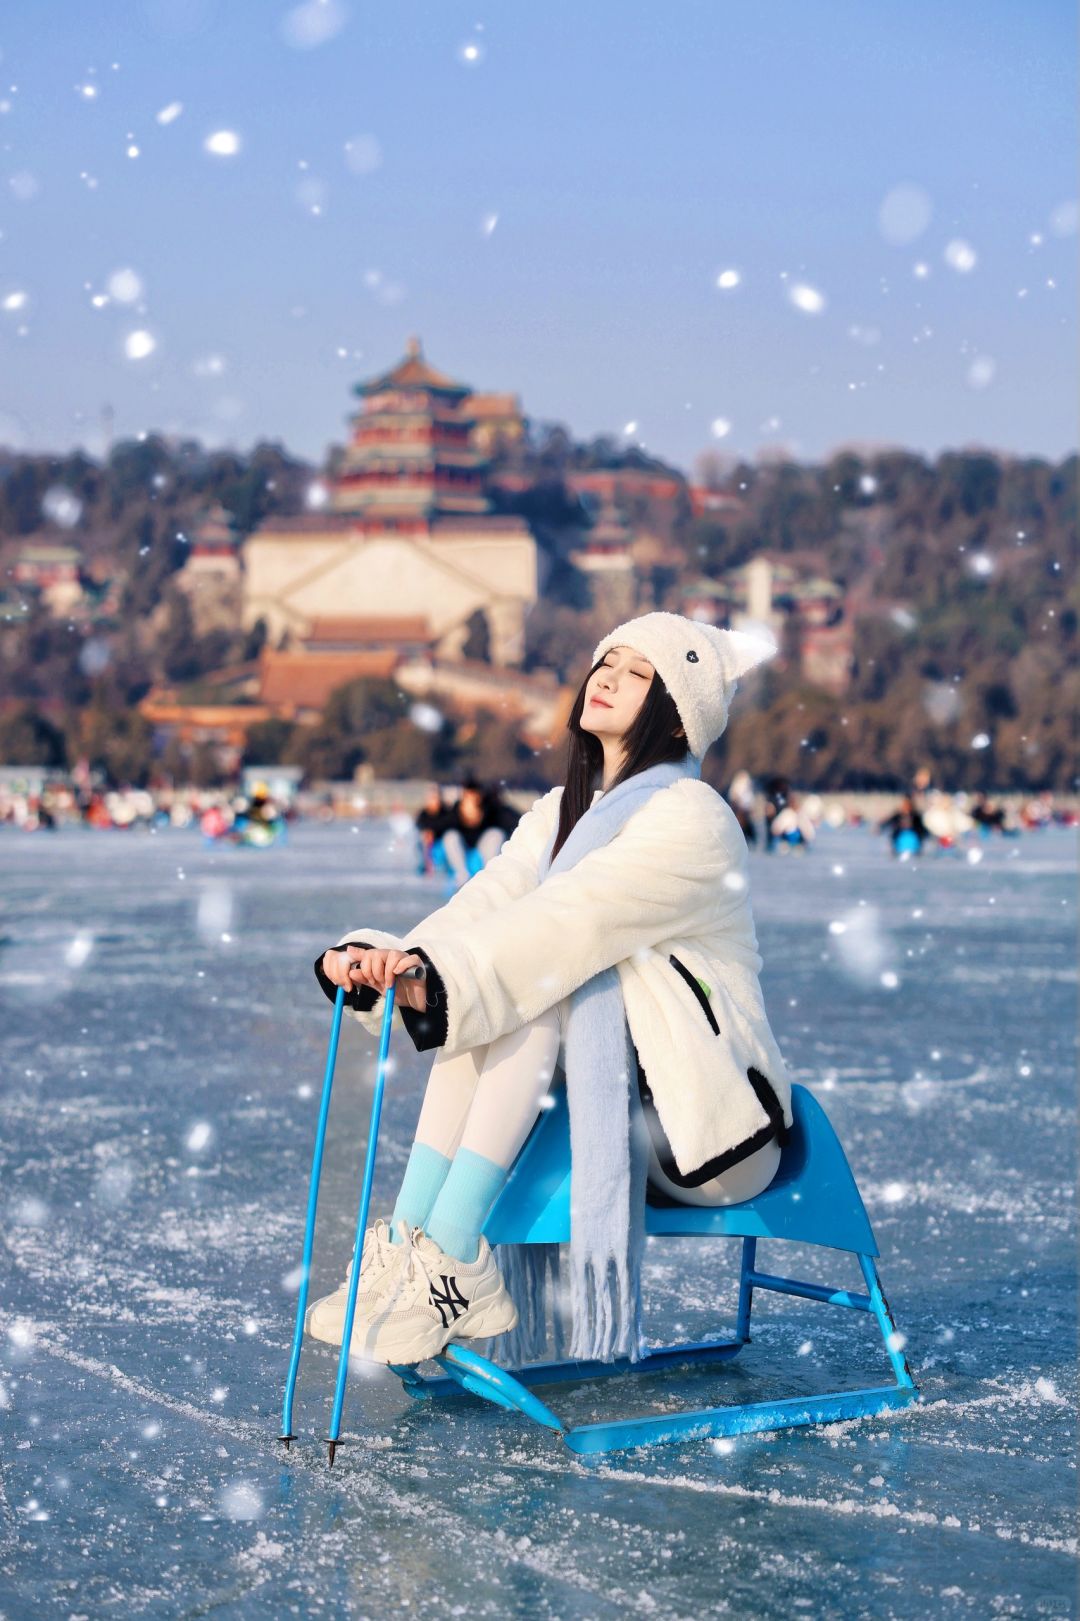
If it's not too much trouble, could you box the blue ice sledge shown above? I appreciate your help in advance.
[393,1082,919,1455]
[281,987,918,1462]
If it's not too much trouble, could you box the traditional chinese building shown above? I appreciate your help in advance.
[244,340,536,670]
[175,504,243,634]
[569,496,636,618]
[679,554,852,692]
[13,542,83,616]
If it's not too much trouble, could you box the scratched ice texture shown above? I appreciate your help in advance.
[0,819,1075,1618]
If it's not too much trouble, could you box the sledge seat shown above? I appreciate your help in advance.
[394,1083,918,1454]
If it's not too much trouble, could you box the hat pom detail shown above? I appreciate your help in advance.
[709,626,779,685]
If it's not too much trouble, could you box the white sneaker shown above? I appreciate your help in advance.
[352,1227,518,1365]
[304,1217,403,1345]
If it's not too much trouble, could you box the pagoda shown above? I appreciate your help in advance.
[333,337,490,525]
[570,497,636,617]
[242,340,537,669]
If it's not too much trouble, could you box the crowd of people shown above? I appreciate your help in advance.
[723,764,1070,859]
[0,770,1073,866]
[0,779,289,842]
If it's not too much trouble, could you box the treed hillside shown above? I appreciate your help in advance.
[0,432,1075,791]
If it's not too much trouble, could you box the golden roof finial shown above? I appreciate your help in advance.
[406,335,422,358]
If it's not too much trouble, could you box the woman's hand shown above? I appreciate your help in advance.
[321,946,428,1011]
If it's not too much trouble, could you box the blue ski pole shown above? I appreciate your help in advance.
[279,983,346,1448]
[326,963,425,1465]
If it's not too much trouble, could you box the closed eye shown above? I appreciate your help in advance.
[601,659,652,679]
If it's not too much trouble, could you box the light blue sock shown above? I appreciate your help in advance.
[390,1142,452,1243]
[423,1148,509,1263]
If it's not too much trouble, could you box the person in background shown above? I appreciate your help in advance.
[438,780,519,887]
[879,795,929,857]
[910,764,933,810]
[769,792,816,852]
[415,785,450,875]
[970,792,1013,837]
[726,769,758,846]
[480,782,522,843]
[763,775,790,853]
[246,782,280,828]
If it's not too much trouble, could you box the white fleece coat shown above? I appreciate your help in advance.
[333,779,794,1179]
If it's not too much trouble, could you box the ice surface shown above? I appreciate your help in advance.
[0,822,1075,1616]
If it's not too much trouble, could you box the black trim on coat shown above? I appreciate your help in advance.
[397,946,450,1052]
[668,953,721,1035]
[637,1057,782,1188]
[313,941,451,1051]
[745,1063,790,1142]
[638,951,791,1188]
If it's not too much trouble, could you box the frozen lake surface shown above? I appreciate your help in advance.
[1,818,1075,1618]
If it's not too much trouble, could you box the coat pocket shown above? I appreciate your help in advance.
[668,953,721,1036]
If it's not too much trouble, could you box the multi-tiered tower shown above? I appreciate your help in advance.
[242,341,535,669]
[333,338,490,522]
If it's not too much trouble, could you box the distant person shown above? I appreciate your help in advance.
[1020,790,1055,831]
[770,794,815,852]
[970,792,1010,837]
[415,785,450,875]
[727,769,758,846]
[438,780,518,886]
[920,790,973,849]
[28,795,56,832]
[231,781,284,846]
[480,782,522,841]
[763,776,790,853]
[910,765,933,809]
[246,783,280,827]
[879,795,929,857]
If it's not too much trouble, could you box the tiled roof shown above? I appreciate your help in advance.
[258,650,399,711]
[468,392,522,417]
[304,616,432,646]
[357,339,469,399]
[254,513,358,534]
[430,514,530,535]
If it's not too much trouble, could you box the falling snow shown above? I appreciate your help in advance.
[0,819,1073,1615]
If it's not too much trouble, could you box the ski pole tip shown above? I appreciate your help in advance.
[327,1439,338,1467]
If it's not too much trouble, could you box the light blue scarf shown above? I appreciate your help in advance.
[491,755,701,1367]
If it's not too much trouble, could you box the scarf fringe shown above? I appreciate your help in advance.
[479,1242,564,1367]
[568,1253,645,1364]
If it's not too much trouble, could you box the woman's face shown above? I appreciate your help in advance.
[458,788,484,825]
[579,645,655,743]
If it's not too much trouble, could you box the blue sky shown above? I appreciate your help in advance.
[0,0,1075,471]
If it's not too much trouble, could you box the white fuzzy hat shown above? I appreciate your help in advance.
[591,611,778,759]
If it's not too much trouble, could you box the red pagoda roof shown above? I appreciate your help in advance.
[356,337,470,400]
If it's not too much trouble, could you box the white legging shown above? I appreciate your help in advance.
[412,1006,781,1206]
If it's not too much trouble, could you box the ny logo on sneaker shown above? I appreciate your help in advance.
[429,1274,469,1328]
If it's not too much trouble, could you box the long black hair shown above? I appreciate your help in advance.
[550,655,689,860]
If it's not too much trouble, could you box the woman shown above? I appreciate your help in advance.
[311,612,793,1368]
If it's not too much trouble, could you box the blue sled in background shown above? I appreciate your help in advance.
[418,835,485,893]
